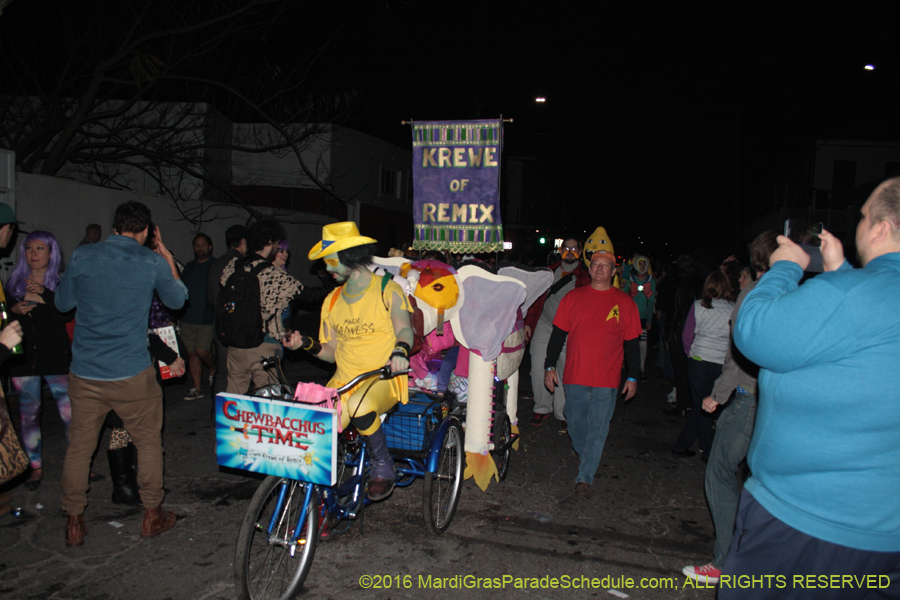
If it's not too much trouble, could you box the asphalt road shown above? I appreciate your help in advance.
[1,348,719,600]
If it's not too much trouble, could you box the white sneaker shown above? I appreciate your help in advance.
[184,387,202,401]
[682,563,721,584]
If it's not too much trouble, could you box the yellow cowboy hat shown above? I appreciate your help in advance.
[308,221,377,260]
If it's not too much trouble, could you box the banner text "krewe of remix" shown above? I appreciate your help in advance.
[421,147,499,168]
[422,203,494,223]
[412,119,503,252]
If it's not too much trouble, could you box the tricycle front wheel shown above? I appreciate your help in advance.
[235,476,318,600]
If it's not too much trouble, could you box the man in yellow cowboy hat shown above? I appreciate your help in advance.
[285,221,414,501]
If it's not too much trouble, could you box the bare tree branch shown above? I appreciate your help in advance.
[0,0,358,221]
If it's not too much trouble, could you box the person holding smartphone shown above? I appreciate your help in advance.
[720,178,900,597]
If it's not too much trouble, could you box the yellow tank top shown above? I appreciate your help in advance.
[320,274,412,394]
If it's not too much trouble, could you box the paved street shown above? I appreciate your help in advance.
[1,348,719,600]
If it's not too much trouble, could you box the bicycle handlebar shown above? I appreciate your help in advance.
[334,367,411,395]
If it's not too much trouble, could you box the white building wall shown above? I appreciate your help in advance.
[13,173,331,288]
[230,124,332,189]
[813,140,900,191]
[53,100,211,201]
[330,128,412,216]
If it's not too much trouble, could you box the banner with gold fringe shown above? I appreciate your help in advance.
[411,120,503,253]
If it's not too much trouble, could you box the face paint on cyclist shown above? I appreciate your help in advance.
[324,254,351,284]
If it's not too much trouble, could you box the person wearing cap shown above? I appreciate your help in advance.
[0,203,20,246]
[284,221,414,502]
[0,203,25,517]
[542,249,642,497]
[219,219,302,394]
[208,224,248,399]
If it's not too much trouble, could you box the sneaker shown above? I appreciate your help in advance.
[184,387,202,401]
[531,413,550,426]
[682,563,721,584]
[574,482,592,496]
[666,388,677,406]
[558,420,567,433]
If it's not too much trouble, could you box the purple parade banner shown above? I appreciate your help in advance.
[412,119,503,253]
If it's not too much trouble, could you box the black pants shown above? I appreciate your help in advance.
[669,333,692,412]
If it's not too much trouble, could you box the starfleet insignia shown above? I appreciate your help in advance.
[607,305,620,322]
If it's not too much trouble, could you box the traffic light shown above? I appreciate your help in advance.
[539,237,546,244]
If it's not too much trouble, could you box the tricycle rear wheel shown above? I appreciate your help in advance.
[423,421,464,534]
[492,413,512,482]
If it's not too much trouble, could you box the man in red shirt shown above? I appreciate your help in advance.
[543,250,641,496]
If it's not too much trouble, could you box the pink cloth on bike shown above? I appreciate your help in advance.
[293,382,343,432]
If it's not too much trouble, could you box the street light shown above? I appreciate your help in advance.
[863,64,900,77]
[476,96,547,116]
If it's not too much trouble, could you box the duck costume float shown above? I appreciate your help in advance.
[372,255,553,490]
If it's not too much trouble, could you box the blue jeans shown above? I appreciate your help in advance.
[563,385,617,485]
[705,390,757,568]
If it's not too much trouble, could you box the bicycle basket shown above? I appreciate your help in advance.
[382,393,444,457]
[250,383,294,402]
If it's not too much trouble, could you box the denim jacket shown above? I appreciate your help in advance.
[56,235,188,380]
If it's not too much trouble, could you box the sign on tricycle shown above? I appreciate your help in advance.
[215,393,338,486]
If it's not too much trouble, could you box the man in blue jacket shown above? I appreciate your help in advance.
[57,201,188,547]
[724,178,900,597]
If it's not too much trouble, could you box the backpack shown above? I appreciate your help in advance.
[216,256,270,348]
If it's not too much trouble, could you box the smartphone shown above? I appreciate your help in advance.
[784,219,823,246]
[784,219,824,272]
[23,301,37,306]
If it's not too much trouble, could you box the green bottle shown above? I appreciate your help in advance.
[0,301,24,354]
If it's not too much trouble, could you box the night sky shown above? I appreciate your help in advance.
[295,1,900,257]
[5,0,900,258]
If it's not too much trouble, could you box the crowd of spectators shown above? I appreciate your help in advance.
[2,179,899,595]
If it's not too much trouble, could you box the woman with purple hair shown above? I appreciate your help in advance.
[7,230,74,490]
[273,239,289,271]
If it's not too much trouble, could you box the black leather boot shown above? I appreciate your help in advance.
[108,444,141,506]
